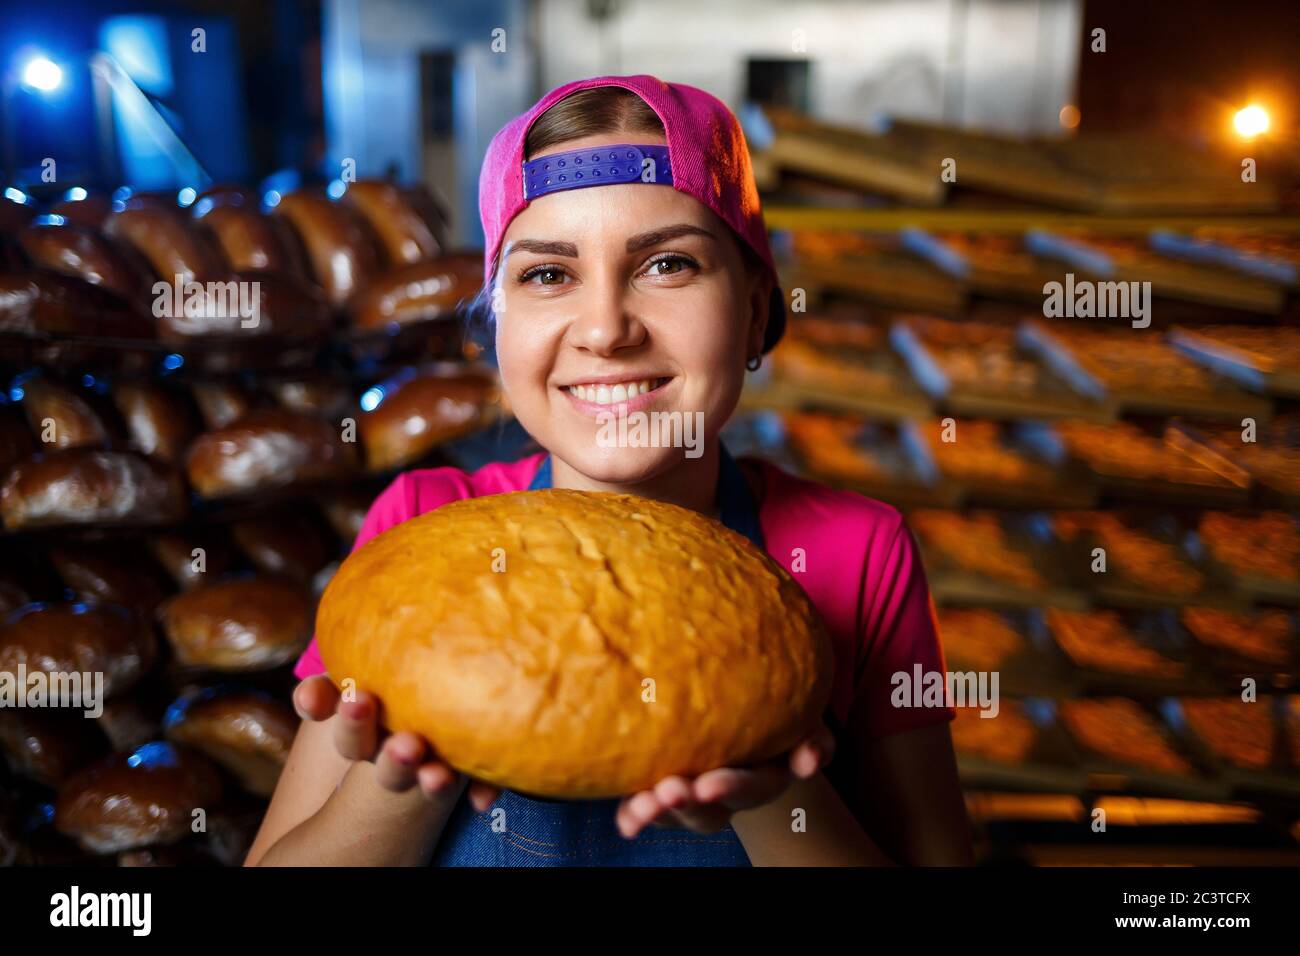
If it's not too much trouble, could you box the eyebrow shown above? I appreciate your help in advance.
[506,224,717,260]
[625,223,717,253]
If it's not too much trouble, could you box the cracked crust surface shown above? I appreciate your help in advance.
[316,488,833,798]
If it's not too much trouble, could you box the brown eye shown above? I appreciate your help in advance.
[648,257,685,276]
[536,268,564,285]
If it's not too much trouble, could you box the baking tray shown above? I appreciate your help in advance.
[912,510,1088,609]
[783,411,961,509]
[1018,319,1274,422]
[1035,608,1218,697]
[1162,696,1300,799]
[953,697,1087,793]
[1168,417,1300,509]
[937,608,1077,696]
[1056,697,1231,802]
[1168,325,1300,399]
[1186,511,1300,606]
[1052,512,1240,610]
[903,418,1098,510]
[890,316,1115,423]
[1023,419,1252,508]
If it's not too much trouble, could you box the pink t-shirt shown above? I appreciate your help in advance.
[295,453,953,740]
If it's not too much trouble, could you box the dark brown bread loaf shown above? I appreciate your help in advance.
[159,576,312,671]
[347,254,481,332]
[184,409,355,499]
[164,688,298,796]
[0,449,187,529]
[19,224,153,302]
[341,180,443,265]
[104,207,224,285]
[0,602,156,696]
[270,192,382,305]
[54,742,223,853]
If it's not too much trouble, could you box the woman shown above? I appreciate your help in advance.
[245,74,973,866]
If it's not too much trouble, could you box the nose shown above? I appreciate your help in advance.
[566,272,647,356]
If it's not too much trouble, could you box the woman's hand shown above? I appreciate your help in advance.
[292,674,502,811]
[614,721,836,838]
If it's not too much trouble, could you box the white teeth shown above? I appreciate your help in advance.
[567,378,663,404]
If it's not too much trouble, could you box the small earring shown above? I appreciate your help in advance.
[746,355,762,372]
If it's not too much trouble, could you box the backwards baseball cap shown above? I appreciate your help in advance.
[478,74,785,352]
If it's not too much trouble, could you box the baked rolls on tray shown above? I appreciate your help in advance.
[18,223,154,304]
[270,191,382,306]
[317,489,833,798]
[0,602,156,696]
[341,180,443,265]
[104,207,225,286]
[357,369,497,471]
[164,687,298,797]
[0,270,155,341]
[1179,697,1277,771]
[0,448,187,529]
[184,409,355,498]
[15,378,111,451]
[54,742,223,853]
[192,200,307,276]
[1059,698,1192,776]
[154,271,331,346]
[111,381,201,464]
[159,576,312,671]
[347,254,481,333]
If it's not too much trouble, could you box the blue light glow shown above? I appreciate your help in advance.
[64,187,88,202]
[162,353,184,370]
[263,190,282,209]
[20,56,62,93]
[326,179,346,200]
[126,741,179,769]
[4,188,29,204]
[177,187,197,207]
[359,386,385,412]
[8,388,24,402]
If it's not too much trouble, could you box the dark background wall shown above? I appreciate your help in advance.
[1078,0,1300,143]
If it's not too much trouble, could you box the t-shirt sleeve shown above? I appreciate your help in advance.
[850,517,954,740]
[292,473,417,681]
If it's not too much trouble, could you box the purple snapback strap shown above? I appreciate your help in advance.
[522,144,673,200]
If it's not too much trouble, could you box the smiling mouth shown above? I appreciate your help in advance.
[563,377,671,405]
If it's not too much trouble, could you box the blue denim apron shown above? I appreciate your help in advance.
[431,445,761,866]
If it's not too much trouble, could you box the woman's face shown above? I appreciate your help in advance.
[494,131,769,485]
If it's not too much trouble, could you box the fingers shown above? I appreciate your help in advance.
[333,691,381,761]
[416,762,461,800]
[615,777,733,839]
[374,732,426,791]
[466,781,502,813]
[292,675,340,722]
[789,723,836,779]
[694,763,791,808]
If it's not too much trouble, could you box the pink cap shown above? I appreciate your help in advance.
[478,74,784,351]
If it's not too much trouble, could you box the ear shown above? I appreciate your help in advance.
[745,262,773,359]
